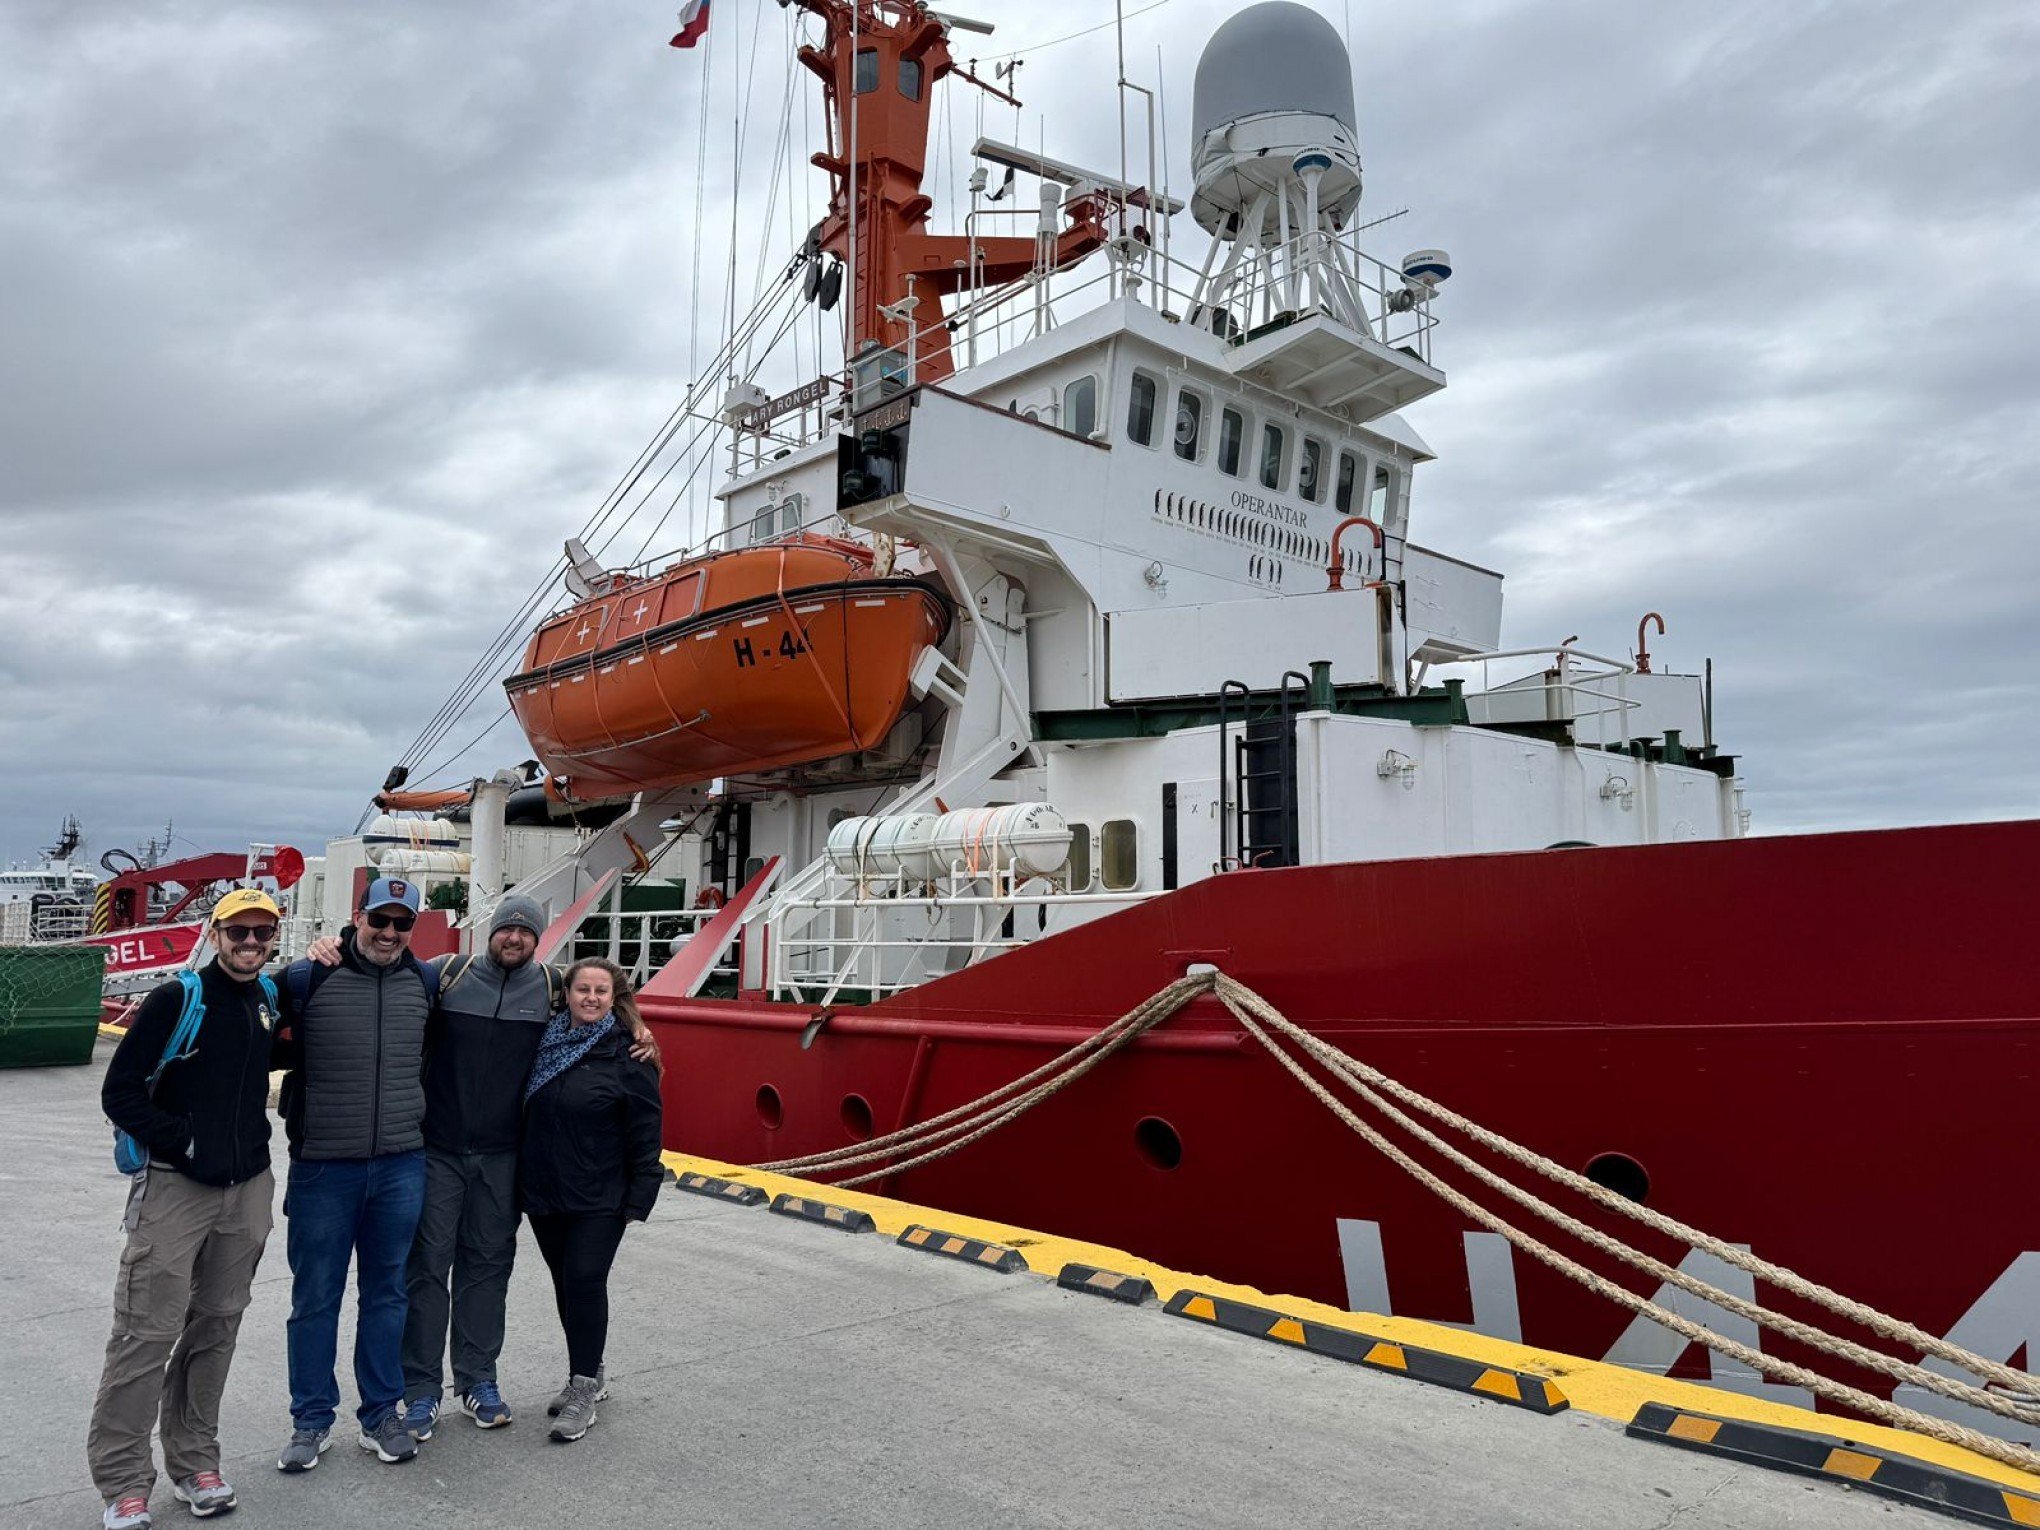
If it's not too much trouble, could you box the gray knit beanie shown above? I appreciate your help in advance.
[490,893,546,937]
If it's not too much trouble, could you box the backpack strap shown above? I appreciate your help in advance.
[257,973,279,1012]
[284,958,336,1017]
[544,963,563,1014]
[416,956,443,1008]
[148,970,207,1089]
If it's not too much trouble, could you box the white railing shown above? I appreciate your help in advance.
[767,861,1154,1004]
[566,903,727,990]
[1440,644,1642,752]
[702,213,1443,470]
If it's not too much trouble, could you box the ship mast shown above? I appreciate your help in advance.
[788,0,1112,392]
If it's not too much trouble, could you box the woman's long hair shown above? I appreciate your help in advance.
[562,956,661,1076]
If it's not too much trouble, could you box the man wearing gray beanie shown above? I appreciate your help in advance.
[396,894,558,1433]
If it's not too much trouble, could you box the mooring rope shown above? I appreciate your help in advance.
[754,969,2040,1476]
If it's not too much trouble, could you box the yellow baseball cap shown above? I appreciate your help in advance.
[212,887,282,923]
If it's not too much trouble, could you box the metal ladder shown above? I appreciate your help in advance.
[1219,671,1308,869]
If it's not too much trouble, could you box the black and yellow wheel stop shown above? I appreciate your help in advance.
[672,1170,768,1207]
[898,1224,1026,1272]
[1165,1289,1569,1415]
[1629,1403,2040,1525]
[769,1192,876,1233]
[1056,1263,1156,1306]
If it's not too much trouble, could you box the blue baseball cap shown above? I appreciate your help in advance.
[360,876,423,914]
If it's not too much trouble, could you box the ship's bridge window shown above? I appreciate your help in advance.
[1064,374,1098,437]
[1100,819,1139,892]
[1259,422,1287,490]
[898,58,922,101]
[1127,369,1159,447]
[1371,461,1396,522]
[1217,407,1246,476]
[1172,388,1204,462]
[854,49,878,94]
[1335,449,1361,513]
[1299,437,1326,503]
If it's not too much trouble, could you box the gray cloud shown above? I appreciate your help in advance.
[4,0,2035,869]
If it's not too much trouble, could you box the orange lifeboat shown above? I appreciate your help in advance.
[505,536,950,798]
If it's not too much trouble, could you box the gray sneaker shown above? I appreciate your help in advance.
[170,1471,236,1517]
[102,1496,151,1529]
[357,1411,419,1464]
[547,1374,602,1443]
[546,1367,608,1417]
[276,1427,330,1473]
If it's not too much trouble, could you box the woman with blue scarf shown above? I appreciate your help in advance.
[519,957,664,1442]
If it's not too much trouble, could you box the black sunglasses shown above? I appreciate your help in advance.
[363,911,416,932]
[219,923,278,944]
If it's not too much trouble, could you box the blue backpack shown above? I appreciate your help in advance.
[113,969,280,1175]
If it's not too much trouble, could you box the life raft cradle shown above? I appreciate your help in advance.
[754,968,2040,1482]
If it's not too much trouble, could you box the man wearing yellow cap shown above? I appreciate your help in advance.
[88,888,288,1530]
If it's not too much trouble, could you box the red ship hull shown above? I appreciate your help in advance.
[638,822,2039,1422]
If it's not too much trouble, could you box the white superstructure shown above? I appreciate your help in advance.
[463,3,1742,1000]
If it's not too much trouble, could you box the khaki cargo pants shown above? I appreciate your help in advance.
[86,1165,274,1501]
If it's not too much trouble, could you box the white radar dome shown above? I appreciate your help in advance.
[1189,2,1362,240]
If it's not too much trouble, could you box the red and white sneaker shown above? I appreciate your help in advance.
[102,1496,151,1529]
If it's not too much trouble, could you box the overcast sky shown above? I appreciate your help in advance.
[4,0,2036,869]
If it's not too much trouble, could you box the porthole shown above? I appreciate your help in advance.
[841,1093,874,1140]
[756,1084,784,1130]
[1585,1151,1649,1203]
[1134,1116,1183,1171]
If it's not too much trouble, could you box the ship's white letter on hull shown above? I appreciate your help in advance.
[1336,1219,1521,1341]
[1600,1246,1812,1408]
[1891,1252,2040,1446]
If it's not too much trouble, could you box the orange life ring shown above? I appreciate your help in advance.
[694,886,726,910]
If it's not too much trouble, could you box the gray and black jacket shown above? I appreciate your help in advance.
[276,928,433,1161]
[422,950,561,1155]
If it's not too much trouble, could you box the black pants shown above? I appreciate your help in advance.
[403,1149,518,1398]
[527,1212,627,1379]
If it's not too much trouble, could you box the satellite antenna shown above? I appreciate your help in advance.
[563,538,615,600]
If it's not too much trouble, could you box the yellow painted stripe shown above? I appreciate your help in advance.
[1365,1342,1407,1370]
[1822,1448,1882,1482]
[1181,1296,1217,1322]
[1472,1369,1523,1402]
[1267,1318,1307,1345]
[2003,1490,2040,1527]
[661,1150,2040,1497]
[1666,1415,1722,1445]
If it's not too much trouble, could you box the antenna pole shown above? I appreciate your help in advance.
[1116,0,1128,242]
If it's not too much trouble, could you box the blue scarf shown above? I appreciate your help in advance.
[525,1010,615,1103]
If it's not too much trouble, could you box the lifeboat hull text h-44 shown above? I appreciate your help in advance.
[506,539,950,798]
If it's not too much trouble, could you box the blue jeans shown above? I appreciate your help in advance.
[284,1152,427,1430]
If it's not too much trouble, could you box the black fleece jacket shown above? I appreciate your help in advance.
[518,1026,664,1220]
[102,960,285,1187]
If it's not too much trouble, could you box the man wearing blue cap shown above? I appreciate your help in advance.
[271,877,437,1472]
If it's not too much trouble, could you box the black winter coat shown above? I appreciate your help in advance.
[102,960,285,1187]
[518,1025,664,1220]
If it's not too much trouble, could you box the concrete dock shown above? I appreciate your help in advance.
[0,1042,2012,1528]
